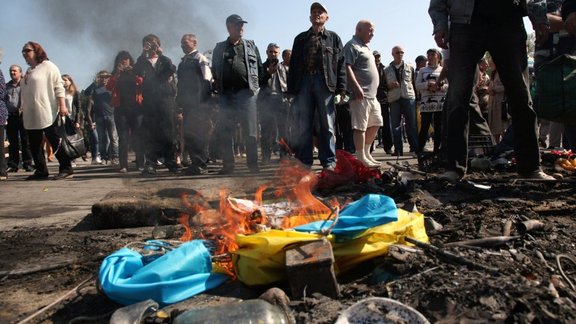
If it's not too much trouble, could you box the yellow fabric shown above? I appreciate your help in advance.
[232,209,428,286]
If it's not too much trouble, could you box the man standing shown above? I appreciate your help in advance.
[277,49,292,157]
[212,14,264,174]
[429,0,554,182]
[258,43,282,164]
[374,51,393,154]
[384,46,419,156]
[344,20,383,167]
[287,2,346,171]
[5,64,33,172]
[176,34,213,175]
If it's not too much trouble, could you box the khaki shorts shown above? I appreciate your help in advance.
[349,97,383,131]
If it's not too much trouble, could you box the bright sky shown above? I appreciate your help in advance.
[0,0,534,89]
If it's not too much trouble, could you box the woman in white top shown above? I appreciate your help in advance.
[20,41,73,180]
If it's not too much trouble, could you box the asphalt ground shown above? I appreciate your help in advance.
[0,148,419,231]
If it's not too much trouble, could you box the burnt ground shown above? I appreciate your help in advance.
[1,159,576,323]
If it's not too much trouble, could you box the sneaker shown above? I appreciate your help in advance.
[6,166,18,173]
[71,160,77,168]
[119,168,128,173]
[23,164,34,172]
[92,157,103,165]
[0,175,7,181]
[439,170,462,184]
[519,170,555,181]
[358,157,380,168]
[26,172,49,181]
[52,171,74,180]
[110,158,119,166]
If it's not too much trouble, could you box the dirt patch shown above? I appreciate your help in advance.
[1,170,576,323]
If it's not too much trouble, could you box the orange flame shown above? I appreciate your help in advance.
[177,159,338,273]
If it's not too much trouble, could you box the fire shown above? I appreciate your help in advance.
[177,158,339,273]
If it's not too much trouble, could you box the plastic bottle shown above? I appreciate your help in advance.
[173,299,288,324]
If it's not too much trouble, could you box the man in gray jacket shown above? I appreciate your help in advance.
[383,46,419,156]
[429,0,554,182]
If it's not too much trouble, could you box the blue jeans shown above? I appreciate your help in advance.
[96,115,118,161]
[447,21,539,175]
[389,98,418,155]
[85,126,99,159]
[218,88,259,169]
[293,74,336,167]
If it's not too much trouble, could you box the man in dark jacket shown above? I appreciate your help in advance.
[133,34,179,175]
[287,2,346,171]
[212,14,265,174]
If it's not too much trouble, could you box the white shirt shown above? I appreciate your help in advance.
[20,60,65,130]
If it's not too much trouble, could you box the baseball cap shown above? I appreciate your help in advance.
[310,2,328,13]
[415,55,427,63]
[226,14,248,25]
[373,50,381,57]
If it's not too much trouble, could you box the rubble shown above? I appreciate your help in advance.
[1,153,576,323]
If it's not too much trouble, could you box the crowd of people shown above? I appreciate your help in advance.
[1,1,576,183]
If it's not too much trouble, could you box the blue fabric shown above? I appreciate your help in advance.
[99,240,229,306]
[293,194,398,241]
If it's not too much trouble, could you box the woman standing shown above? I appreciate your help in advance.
[20,41,73,180]
[106,50,144,173]
[62,74,81,166]
[62,74,80,124]
[415,49,447,153]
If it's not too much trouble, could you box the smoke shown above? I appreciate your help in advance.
[32,0,248,87]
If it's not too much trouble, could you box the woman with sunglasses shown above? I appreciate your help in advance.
[20,41,73,180]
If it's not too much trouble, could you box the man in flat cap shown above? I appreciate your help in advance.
[212,14,265,174]
[287,2,346,171]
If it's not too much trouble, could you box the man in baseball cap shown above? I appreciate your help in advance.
[287,2,346,171]
[310,2,327,13]
[212,13,264,174]
[226,14,248,25]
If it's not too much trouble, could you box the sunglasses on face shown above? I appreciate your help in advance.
[22,49,33,54]
[395,51,404,54]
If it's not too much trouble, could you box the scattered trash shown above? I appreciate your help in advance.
[517,220,546,234]
[110,299,158,324]
[335,297,430,324]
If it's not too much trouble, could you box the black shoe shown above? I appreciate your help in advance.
[184,165,204,175]
[52,172,74,180]
[218,166,234,175]
[6,167,18,173]
[248,165,260,173]
[26,172,49,181]
[23,164,34,172]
